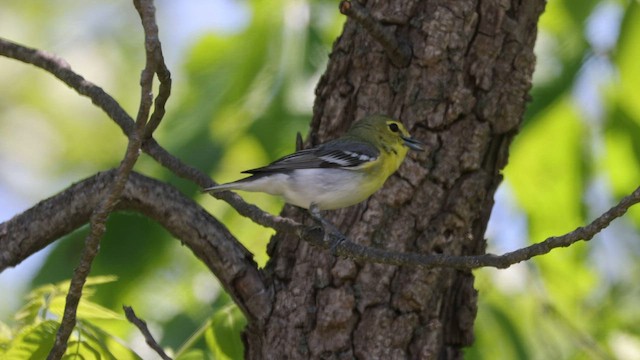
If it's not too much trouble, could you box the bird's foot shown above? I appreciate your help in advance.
[308,203,345,255]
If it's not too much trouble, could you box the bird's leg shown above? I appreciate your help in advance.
[308,203,345,255]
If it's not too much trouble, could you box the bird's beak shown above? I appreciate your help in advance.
[402,136,425,151]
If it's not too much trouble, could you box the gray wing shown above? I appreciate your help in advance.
[242,139,379,175]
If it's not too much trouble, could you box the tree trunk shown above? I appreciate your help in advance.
[244,0,545,358]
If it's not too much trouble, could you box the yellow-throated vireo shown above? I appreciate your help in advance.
[204,114,424,210]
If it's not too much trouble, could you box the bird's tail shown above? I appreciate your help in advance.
[203,175,259,193]
[202,182,240,193]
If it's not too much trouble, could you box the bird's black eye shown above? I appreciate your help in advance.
[388,123,400,132]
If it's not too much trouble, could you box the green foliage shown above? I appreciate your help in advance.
[1,0,640,359]
[0,276,140,359]
[204,302,246,360]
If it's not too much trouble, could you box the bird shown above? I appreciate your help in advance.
[204,114,424,210]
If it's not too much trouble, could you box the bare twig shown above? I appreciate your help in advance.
[46,77,147,358]
[123,306,172,360]
[47,105,146,360]
[47,1,168,358]
[302,185,640,270]
[133,0,172,138]
[339,0,412,67]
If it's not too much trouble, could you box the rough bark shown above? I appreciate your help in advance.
[245,0,545,358]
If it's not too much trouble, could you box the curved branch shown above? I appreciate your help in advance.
[0,170,272,324]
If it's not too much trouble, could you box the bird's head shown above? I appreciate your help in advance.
[348,114,425,153]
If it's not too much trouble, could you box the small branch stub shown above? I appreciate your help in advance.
[124,306,172,360]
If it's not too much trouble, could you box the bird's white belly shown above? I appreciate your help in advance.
[286,169,373,209]
[242,169,376,209]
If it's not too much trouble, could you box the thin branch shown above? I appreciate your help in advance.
[47,1,165,357]
[140,140,298,233]
[123,306,172,360]
[133,0,172,138]
[0,171,272,324]
[339,0,412,67]
[302,185,640,270]
[145,60,171,137]
[46,76,146,359]
[47,104,145,360]
[132,1,156,130]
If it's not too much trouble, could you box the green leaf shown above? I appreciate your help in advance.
[204,304,246,360]
[63,339,102,360]
[78,321,142,360]
[16,276,122,326]
[0,321,13,353]
[13,298,46,327]
[48,296,123,321]
[487,303,530,359]
[2,320,57,360]
[176,349,206,360]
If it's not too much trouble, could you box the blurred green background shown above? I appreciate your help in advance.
[0,0,639,358]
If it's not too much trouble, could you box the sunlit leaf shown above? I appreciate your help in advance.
[175,349,206,360]
[48,296,123,321]
[0,321,12,352]
[63,340,102,360]
[13,298,45,327]
[2,320,57,360]
[205,304,246,360]
[79,322,142,360]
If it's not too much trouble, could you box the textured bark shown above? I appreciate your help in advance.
[245,0,545,358]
